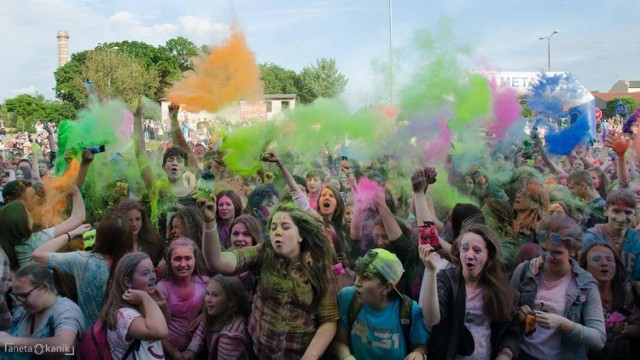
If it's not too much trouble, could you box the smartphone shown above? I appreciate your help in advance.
[86,145,106,154]
[418,221,441,249]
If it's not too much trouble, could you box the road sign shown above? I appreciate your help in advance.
[595,108,602,121]
[616,102,628,115]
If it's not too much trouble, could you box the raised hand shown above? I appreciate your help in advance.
[196,198,216,223]
[605,132,630,156]
[261,152,281,164]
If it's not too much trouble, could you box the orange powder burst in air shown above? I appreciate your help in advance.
[167,27,264,113]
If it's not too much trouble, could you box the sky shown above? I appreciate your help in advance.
[1,0,638,107]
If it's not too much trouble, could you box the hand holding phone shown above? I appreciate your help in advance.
[418,221,441,249]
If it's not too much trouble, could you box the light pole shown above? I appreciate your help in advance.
[388,0,393,105]
[539,30,559,72]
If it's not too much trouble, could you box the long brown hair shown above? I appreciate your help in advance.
[170,207,203,246]
[116,199,165,264]
[259,203,335,308]
[451,223,516,323]
[0,202,33,270]
[579,242,628,312]
[204,275,251,334]
[100,252,150,329]
[95,212,134,294]
[229,214,263,247]
[216,190,243,225]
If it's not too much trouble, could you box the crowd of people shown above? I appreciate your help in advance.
[0,105,638,360]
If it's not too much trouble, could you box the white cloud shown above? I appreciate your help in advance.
[11,86,40,96]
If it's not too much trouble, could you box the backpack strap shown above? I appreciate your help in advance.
[398,294,413,352]
[90,324,106,360]
[123,339,141,360]
[347,289,363,331]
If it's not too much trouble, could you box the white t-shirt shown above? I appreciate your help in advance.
[457,286,491,360]
[107,307,165,360]
[521,272,573,359]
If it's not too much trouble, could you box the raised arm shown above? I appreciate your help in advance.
[535,138,564,175]
[75,149,94,188]
[372,192,402,242]
[31,143,42,182]
[418,245,440,327]
[605,133,630,187]
[197,198,239,274]
[168,104,198,174]
[32,224,91,264]
[52,185,86,237]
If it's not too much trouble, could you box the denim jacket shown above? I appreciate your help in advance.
[511,258,606,360]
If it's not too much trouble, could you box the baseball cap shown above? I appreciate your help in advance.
[357,248,404,288]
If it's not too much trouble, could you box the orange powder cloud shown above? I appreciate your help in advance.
[167,27,264,113]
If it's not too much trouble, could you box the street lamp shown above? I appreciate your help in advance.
[388,0,393,105]
[539,30,559,72]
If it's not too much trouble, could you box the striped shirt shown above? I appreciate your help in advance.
[230,246,340,359]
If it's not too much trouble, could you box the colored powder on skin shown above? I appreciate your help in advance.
[353,177,384,211]
[449,74,492,133]
[221,122,277,177]
[487,79,522,139]
[167,26,264,113]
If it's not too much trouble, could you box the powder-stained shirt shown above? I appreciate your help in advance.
[230,246,339,359]
[16,227,54,269]
[49,251,110,328]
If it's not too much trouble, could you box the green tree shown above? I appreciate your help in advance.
[3,94,78,131]
[296,58,348,103]
[82,48,159,105]
[259,63,299,94]
[604,97,638,118]
[54,37,201,107]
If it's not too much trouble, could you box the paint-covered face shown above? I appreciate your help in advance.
[540,240,570,273]
[459,232,489,280]
[586,245,616,283]
[170,246,196,279]
[194,145,205,158]
[163,156,186,182]
[217,196,235,221]
[567,181,585,199]
[260,194,279,209]
[230,222,255,248]
[306,177,322,194]
[549,203,566,217]
[38,163,48,177]
[269,212,302,261]
[205,281,229,317]
[373,224,390,247]
[15,169,24,180]
[353,275,387,305]
[127,258,156,292]
[171,217,187,239]
[514,189,535,212]
[606,202,635,230]
[318,188,338,217]
[344,206,354,228]
[571,160,584,172]
[590,171,601,190]
[126,209,143,237]
[464,176,475,194]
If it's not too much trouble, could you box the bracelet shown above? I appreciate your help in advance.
[203,225,217,233]
[413,349,427,360]
[204,219,216,224]
[66,233,71,241]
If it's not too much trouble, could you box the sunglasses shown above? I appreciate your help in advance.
[537,231,566,245]
[11,283,42,303]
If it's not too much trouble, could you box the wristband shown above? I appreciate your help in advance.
[66,233,71,241]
